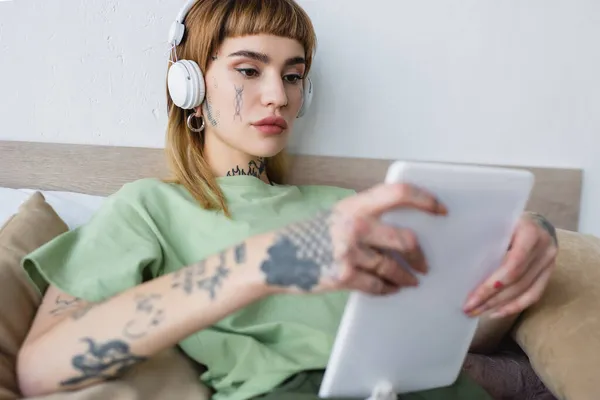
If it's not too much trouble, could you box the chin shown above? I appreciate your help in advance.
[252,146,287,159]
[250,135,290,158]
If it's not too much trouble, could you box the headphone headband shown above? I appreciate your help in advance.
[168,0,199,46]
[176,0,198,23]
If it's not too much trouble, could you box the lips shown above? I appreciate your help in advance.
[252,116,288,135]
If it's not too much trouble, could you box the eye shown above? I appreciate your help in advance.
[236,68,259,78]
[284,74,303,84]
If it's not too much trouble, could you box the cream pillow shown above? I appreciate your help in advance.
[0,192,64,398]
[512,229,600,400]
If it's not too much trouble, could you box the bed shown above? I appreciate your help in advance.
[0,140,583,230]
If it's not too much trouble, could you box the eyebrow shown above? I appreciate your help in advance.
[228,50,306,67]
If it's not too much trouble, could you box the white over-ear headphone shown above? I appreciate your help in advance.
[166,0,314,117]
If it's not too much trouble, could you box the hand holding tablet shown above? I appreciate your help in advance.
[318,161,534,399]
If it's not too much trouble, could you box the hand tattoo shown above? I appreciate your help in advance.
[60,338,147,387]
[261,211,336,291]
[527,212,558,246]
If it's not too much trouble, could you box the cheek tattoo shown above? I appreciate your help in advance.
[204,95,219,127]
[234,85,244,121]
[203,78,220,127]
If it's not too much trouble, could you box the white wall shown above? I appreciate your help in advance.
[0,0,599,235]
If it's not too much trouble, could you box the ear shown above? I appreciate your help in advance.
[194,105,203,117]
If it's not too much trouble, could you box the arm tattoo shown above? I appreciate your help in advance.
[197,266,229,299]
[260,210,336,291]
[171,244,246,299]
[172,261,207,295]
[196,251,230,299]
[234,242,246,264]
[50,296,83,316]
[60,338,147,387]
[234,85,244,120]
[527,212,558,246]
[227,157,267,179]
[123,294,165,340]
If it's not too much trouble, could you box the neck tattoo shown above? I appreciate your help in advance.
[227,158,268,180]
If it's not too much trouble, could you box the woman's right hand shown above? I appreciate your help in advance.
[260,183,448,296]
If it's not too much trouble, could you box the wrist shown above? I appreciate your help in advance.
[239,232,281,299]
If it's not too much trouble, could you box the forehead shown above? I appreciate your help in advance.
[218,34,305,62]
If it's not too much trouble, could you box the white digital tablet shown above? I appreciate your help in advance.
[319,161,534,399]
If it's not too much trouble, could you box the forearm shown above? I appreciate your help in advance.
[18,233,274,397]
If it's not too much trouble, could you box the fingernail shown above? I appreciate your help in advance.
[493,281,504,290]
[467,307,484,317]
[490,310,505,319]
[463,297,478,312]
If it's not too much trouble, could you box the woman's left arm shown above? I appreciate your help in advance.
[465,212,559,353]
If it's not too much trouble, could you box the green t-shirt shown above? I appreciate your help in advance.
[24,176,356,400]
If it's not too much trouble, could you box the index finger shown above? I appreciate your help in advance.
[345,183,448,217]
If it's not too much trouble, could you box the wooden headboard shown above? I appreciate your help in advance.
[0,140,583,231]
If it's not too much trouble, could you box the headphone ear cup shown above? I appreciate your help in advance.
[297,76,313,118]
[167,59,206,110]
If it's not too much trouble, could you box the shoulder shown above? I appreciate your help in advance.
[112,178,182,199]
[108,178,189,208]
[88,178,192,226]
[294,184,357,204]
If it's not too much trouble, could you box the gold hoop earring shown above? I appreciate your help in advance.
[187,114,205,133]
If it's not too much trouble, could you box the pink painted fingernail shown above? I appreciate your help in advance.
[494,281,504,289]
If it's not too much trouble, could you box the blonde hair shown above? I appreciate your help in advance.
[165,0,317,215]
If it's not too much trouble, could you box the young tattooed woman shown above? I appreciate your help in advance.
[17,1,558,399]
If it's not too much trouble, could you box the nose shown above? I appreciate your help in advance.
[261,73,288,110]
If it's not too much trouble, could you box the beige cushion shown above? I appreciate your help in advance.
[0,192,65,398]
[0,192,211,400]
[512,229,600,400]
